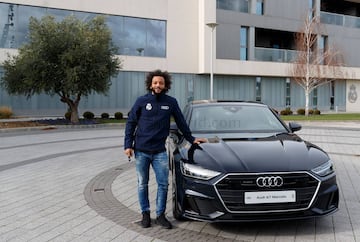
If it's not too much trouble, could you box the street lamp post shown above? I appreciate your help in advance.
[206,22,218,100]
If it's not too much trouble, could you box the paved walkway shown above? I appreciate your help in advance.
[0,121,359,241]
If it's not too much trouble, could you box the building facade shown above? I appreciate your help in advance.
[0,0,359,116]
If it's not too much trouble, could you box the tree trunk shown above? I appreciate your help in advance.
[69,103,79,124]
[305,91,309,116]
[60,95,80,124]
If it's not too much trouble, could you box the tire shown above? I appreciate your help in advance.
[171,163,185,220]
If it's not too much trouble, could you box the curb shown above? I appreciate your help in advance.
[0,123,126,133]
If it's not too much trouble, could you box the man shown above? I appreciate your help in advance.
[124,69,206,229]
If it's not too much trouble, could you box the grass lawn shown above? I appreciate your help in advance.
[280,113,360,121]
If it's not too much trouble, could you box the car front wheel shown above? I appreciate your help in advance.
[171,163,185,220]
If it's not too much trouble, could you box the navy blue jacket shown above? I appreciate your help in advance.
[124,92,195,153]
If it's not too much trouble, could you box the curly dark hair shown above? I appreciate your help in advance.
[145,69,172,93]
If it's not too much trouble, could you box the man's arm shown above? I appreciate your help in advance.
[172,99,207,144]
[172,100,195,144]
[124,100,140,151]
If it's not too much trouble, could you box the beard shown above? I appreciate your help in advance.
[154,90,165,100]
[151,88,166,100]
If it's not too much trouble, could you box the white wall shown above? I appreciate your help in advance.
[199,0,217,74]
[166,0,200,73]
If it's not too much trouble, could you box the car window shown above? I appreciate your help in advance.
[189,105,286,132]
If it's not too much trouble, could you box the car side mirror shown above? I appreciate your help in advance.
[288,122,302,132]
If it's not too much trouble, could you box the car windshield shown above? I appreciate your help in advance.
[189,104,287,133]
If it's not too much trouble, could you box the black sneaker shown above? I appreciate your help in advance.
[156,213,172,229]
[141,211,151,228]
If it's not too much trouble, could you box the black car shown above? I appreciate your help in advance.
[167,100,339,222]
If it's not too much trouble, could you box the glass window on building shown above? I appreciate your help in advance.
[319,36,325,50]
[145,19,166,57]
[240,26,248,60]
[256,0,264,15]
[0,4,46,49]
[0,4,15,48]
[312,88,318,108]
[0,2,166,57]
[112,16,166,57]
[330,81,335,110]
[256,77,261,101]
[187,79,194,102]
[308,0,314,19]
[286,78,291,107]
[217,0,249,13]
[318,35,328,64]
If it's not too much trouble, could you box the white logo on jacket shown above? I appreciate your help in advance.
[161,105,169,110]
[146,103,152,110]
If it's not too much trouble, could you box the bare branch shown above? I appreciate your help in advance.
[288,11,346,115]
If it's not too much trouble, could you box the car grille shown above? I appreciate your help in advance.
[214,172,320,212]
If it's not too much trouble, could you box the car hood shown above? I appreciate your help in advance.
[181,134,329,173]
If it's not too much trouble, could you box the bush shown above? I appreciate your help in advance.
[308,109,314,115]
[280,108,293,115]
[101,112,110,119]
[83,111,95,119]
[0,106,13,119]
[114,112,123,120]
[314,109,321,115]
[297,108,305,115]
[64,111,71,120]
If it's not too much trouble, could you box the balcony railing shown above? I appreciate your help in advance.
[216,0,249,13]
[254,47,298,63]
[320,11,360,28]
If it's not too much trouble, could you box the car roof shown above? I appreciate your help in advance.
[189,100,267,107]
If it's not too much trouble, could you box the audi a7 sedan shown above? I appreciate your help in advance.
[166,100,339,222]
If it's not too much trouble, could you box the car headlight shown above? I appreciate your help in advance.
[180,162,221,180]
[311,160,335,177]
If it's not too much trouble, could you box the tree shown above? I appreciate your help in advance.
[289,12,345,116]
[1,15,122,123]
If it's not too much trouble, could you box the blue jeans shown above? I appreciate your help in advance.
[135,151,169,216]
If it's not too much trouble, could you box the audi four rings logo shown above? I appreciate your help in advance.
[256,176,283,187]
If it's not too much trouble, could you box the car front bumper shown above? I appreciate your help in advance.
[177,172,339,222]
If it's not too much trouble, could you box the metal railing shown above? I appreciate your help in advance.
[216,0,249,13]
[254,47,298,63]
[320,11,360,28]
